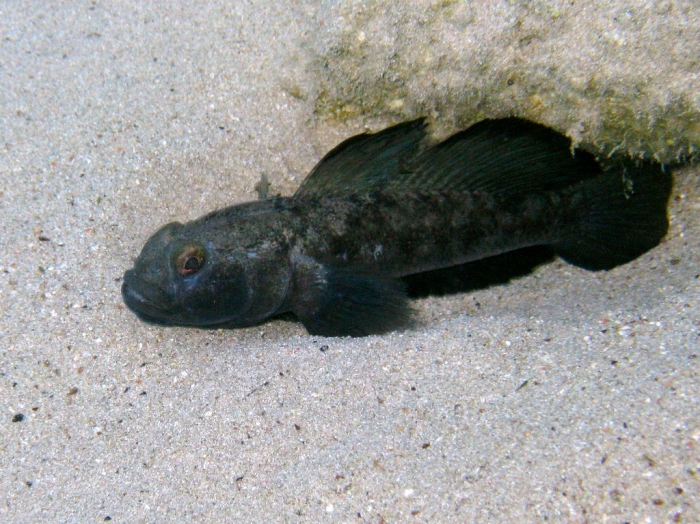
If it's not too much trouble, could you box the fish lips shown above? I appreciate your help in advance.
[121,269,178,325]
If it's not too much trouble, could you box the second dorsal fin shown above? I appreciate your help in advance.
[400,118,602,195]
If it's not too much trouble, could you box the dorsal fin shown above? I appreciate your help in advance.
[294,118,427,199]
[398,118,602,195]
[294,117,602,200]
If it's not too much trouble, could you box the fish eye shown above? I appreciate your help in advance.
[176,246,205,276]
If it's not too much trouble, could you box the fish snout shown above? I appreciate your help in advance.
[121,270,175,319]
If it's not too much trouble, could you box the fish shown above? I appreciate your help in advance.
[121,117,672,336]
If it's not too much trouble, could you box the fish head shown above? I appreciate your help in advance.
[121,218,292,328]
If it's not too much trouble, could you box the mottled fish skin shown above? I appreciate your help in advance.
[294,188,572,276]
[122,118,672,336]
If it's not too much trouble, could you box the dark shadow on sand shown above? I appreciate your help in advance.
[403,246,555,298]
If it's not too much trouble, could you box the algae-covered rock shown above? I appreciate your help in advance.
[308,0,700,162]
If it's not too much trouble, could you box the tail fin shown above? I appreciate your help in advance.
[554,162,672,270]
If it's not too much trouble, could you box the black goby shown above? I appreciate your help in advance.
[122,118,672,336]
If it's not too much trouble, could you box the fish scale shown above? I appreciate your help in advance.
[293,188,568,277]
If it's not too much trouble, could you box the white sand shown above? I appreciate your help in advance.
[1,2,698,522]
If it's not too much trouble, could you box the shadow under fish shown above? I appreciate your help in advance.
[403,245,556,298]
[122,118,673,336]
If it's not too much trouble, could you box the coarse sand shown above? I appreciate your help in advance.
[1,2,698,522]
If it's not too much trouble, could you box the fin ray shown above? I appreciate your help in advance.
[294,119,427,199]
[290,256,412,336]
[400,118,603,195]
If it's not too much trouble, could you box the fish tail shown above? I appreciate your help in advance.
[553,161,672,270]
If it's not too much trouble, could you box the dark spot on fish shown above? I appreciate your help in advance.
[12,413,24,422]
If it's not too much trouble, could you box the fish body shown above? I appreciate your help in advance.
[122,118,672,336]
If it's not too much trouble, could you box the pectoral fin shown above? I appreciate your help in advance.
[290,256,412,337]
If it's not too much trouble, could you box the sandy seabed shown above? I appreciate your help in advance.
[1,2,698,522]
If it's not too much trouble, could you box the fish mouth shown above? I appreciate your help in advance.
[121,270,176,324]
